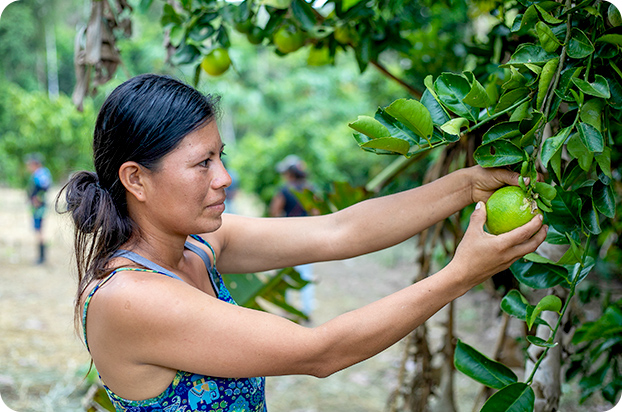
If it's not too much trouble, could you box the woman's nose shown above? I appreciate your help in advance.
[215,161,232,189]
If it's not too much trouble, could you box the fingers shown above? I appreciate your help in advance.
[470,201,487,229]
[498,214,548,256]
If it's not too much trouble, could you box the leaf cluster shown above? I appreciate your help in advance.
[347,0,622,409]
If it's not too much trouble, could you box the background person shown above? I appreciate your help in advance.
[58,74,547,411]
[270,155,316,319]
[26,153,52,264]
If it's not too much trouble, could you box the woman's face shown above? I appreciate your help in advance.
[139,121,232,236]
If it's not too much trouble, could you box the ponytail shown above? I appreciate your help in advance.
[56,170,135,326]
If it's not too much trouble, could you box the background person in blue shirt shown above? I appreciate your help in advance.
[26,153,52,264]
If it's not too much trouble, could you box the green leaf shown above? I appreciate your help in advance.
[482,122,521,145]
[500,289,530,319]
[463,75,493,108]
[568,256,595,286]
[523,252,558,265]
[440,118,469,136]
[596,34,622,46]
[581,201,601,235]
[291,0,317,31]
[537,57,559,109]
[536,22,561,52]
[384,99,434,139]
[541,127,571,168]
[341,0,364,11]
[568,28,595,59]
[526,335,558,348]
[510,101,531,122]
[580,98,605,130]
[550,147,563,182]
[512,5,540,33]
[536,4,563,24]
[501,290,550,327]
[361,137,410,156]
[171,43,201,65]
[592,180,616,218]
[567,132,594,172]
[260,0,292,9]
[474,140,526,167]
[495,88,529,113]
[502,43,559,67]
[349,115,390,139]
[573,306,622,344]
[161,3,184,28]
[595,147,612,178]
[229,267,310,322]
[480,383,535,412]
[510,259,568,289]
[527,295,562,329]
[577,122,605,152]
[503,67,528,90]
[375,108,421,146]
[421,90,450,126]
[536,198,553,212]
[548,186,582,234]
[454,340,518,389]
[518,113,543,147]
[557,234,583,265]
[571,75,611,99]
[435,73,479,122]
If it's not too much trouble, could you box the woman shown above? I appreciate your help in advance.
[59,74,547,411]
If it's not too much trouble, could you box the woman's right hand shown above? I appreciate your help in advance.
[449,201,548,290]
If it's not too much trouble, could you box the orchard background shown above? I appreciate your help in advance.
[0,0,621,411]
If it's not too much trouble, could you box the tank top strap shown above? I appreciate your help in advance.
[189,234,217,264]
[112,250,184,281]
[189,235,222,292]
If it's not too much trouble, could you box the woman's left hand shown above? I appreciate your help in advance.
[467,166,525,204]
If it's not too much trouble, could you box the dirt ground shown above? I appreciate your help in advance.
[0,187,617,412]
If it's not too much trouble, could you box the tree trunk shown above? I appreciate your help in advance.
[45,21,59,100]
[525,310,562,412]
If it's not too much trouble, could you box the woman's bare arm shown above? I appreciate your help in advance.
[89,202,546,388]
[208,166,521,274]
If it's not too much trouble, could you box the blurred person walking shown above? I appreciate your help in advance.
[26,153,52,264]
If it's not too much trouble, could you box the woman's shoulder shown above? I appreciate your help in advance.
[82,266,193,321]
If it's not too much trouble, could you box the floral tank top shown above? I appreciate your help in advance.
[82,235,267,412]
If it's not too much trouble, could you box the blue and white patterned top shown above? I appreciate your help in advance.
[82,235,267,412]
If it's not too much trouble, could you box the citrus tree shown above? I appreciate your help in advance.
[75,0,621,410]
[347,1,621,410]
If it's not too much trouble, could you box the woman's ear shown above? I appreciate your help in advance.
[118,161,147,202]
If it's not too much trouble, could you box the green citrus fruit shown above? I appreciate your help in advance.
[247,26,264,45]
[200,48,231,76]
[235,20,253,34]
[485,186,542,235]
[274,27,305,54]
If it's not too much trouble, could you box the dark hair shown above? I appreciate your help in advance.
[57,74,220,325]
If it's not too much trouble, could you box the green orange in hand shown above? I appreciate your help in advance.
[485,186,542,235]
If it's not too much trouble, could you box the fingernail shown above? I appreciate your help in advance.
[475,201,483,210]
[539,214,543,221]
[524,177,530,185]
